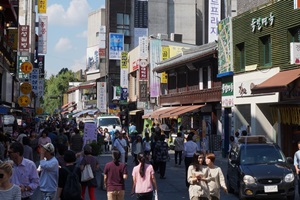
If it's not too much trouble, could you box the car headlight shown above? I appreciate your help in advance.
[284,173,294,183]
[243,175,255,184]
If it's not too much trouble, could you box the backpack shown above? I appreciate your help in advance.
[62,166,82,200]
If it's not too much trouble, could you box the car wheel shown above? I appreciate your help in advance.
[226,175,234,193]
[286,194,295,200]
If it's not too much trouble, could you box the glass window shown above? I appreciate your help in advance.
[117,13,130,36]
[117,13,124,24]
[289,26,300,42]
[203,67,208,89]
[259,35,271,66]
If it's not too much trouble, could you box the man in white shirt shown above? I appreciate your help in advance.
[113,132,127,163]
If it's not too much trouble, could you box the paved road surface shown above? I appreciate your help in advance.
[33,150,298,200]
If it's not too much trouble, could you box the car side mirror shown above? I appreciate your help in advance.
[286,157,293,164]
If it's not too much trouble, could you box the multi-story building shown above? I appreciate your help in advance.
[224,1,300,157]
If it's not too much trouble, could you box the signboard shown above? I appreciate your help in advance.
[120,88,128,104]
[38,0,47,13]
[83,122,97,147]
[208,0,220,42]
[290,42,300,64]
[161,72,168,83]
[20,61,33,74]
[97,82,107,113]
[86,45,100,72]
[37,55,45,78]
[18,95,31,107]
[29,68,39,95]
[139,64,148,80]
[20,82,32,94]
[18,56,29,79]
[109,33,124,60]
[139,81,147,102]
[139,36,148,59]
[36,107,43,115]
[18,25,29,52]
[38,16,48,54]
[221,81,234,107]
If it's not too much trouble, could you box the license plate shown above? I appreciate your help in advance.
[264,185,278,193]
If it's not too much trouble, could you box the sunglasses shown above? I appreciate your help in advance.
[0,174,3,178]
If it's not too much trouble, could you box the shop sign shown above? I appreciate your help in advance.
[139,64,148,80]
[251,12,274,32]
[20,82,32,94]
[139,81,147,102]
[20,61,33,74]
[18,25,29,52]
[18,95,31,107]
[36,107,43,115]
[222,82,233,96]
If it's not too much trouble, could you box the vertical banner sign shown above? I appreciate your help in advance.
[109,33,124,60]
[218,17,233,74]
[38,16,48,54]
[37,55,45,78]
[18,25,29,52]
[208,0,220,42]
[120,88,128,104]
[97,82,107,113]
[120,51,128,88]
[38,0,47,13]
[29,69,39,95]
[139,36,148,59]
[99,26,106,48]
[161,72,168,84]
[17,56,29,79]
[7,29,18,51]
[113,86,121,100]
[221,81,234,107]
[139,59,148,80]
[38,79,44,98]
[295,0,300,9]
[149,39,162,97]
[139,81,147,102]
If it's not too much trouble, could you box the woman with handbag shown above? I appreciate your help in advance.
[131,153,158,200]
[80,144,99,200]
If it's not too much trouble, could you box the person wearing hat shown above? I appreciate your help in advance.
[39,142,59,200]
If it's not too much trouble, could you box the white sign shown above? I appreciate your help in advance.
[208,0,220,42]
[251,12,274,32]
[83,122,97,147]
[139,36,148,59]
[99,25,106,48]
[120,68,128,88]
[29,68,39,95]
[97,82,107,113]
[38,16,48,54]
[290,42,300,64]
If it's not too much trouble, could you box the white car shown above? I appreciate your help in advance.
[96,115,122,132]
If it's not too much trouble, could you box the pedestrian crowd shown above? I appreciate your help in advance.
[0,117,228,200]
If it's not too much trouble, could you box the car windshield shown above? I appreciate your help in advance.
[240,145,286,165]
[98,118,121,126]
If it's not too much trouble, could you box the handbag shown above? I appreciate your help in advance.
[81,164,94,182]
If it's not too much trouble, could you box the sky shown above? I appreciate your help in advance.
[41,0,105,78]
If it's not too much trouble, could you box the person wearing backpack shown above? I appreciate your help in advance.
[57,150,82,200]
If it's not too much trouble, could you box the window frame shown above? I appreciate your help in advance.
[259,35,272,67]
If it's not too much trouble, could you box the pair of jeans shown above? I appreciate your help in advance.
[175,150,182,164]
[107,190,125,200]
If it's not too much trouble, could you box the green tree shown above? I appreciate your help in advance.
[42,69,79,114]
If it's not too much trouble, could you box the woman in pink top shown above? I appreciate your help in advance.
[131,153,158,200]
[38,130,51,146]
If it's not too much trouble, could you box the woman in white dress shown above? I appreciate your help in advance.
[187,151,210,200]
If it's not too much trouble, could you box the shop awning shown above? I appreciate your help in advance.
[61,102,73,109]
[129,110,142,115]
[159,105,205,118]
[251,68,300,94]
[142,107,179,119]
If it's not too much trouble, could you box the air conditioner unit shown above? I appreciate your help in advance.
[170,33,182,42]
[157,33,168,40]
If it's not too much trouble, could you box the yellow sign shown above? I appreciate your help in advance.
[18,95,31,107]
[36,107,43,115]
[20,82,32,94]
[161,72,168,83]
[38,0,47,13]
[161,46,170,60]
[20,61,33,74]
[121,51,128,69]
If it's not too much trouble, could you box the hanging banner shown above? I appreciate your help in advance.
[38,16,48,54]
[113,86,121,100]
[139,81,147,102]
[120,88,128,104]
[208,0,220,42]
[18,25,29,52]
[38,0,47,13]
[97,82,107,113]
[109,33,124,60]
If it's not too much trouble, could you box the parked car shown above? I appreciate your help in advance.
[96,115,122,132]
[227,135,295,200]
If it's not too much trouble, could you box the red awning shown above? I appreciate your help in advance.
[159,105,204,118]
[251,68,300,94]
[142,107,179,119]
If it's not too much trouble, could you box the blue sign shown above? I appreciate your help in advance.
[109,33,124,60]
[0,106,9,114]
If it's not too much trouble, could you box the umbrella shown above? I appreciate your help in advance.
[161,124,170,131]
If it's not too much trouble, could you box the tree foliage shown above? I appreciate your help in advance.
[41,69,79,114]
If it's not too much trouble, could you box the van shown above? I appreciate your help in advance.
[96,115,122,132]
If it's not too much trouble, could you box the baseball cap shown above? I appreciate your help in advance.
[42,143,55,153]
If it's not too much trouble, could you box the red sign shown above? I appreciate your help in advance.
[132,60,139,71]
[99,48,105,57]
[18,25,29,52]
[139,65,148,80]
